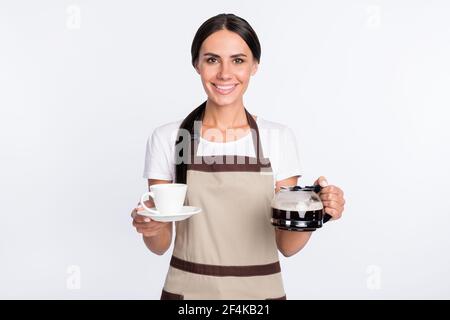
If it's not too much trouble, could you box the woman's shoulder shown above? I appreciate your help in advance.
[256,116,292,136]
[256,117,288,129]
[150,119,183,141]
[153,119,183,133]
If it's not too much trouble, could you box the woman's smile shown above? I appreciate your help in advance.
[211,83,239,95]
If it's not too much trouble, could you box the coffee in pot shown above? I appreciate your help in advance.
[271,185,332,232]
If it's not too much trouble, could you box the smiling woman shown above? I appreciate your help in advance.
[131,13,346,300]
[194,30,258,101]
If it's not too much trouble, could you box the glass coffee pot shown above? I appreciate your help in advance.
[271,185,332,232]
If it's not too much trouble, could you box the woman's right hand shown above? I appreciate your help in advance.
[131,200,170,238]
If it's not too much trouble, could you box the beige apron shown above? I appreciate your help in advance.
[161,109,286,300]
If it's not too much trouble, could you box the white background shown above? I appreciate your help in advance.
[1,0,449,299]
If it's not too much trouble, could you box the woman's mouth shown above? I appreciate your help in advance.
[212,83,238,95]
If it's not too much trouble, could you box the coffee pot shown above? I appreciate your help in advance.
[271,185,332,232]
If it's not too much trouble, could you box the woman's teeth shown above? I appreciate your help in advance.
[213,84,237,94]
[216,85,235,90]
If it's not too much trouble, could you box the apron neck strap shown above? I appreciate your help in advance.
[244,109,263,160]
[190,107,265,162]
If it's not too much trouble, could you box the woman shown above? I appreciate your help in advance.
[131,13,345,300]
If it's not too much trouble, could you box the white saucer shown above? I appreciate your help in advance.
[137,206,202,222]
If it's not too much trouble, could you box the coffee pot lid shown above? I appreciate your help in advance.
[271,185,324,211]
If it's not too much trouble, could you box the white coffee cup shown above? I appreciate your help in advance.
[140,183,187,215]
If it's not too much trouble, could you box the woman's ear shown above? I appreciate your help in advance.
[194,61,201,75]
[251,61,259,76]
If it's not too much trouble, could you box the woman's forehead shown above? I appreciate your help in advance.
[200,30,252,56]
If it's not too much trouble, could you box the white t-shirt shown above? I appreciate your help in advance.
[142,117,303,187]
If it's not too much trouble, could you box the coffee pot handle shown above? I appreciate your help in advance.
[305,185,332,223]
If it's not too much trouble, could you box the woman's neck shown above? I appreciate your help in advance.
[203,99,248,131]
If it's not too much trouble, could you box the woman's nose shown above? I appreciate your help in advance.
[217,62,232,80]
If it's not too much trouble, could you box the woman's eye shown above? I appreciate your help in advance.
[234,58,244,64]
[207,57,217,63]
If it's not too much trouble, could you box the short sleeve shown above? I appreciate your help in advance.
[142,129,174,181]
[275,127,303,182]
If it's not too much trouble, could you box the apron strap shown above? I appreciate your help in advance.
[170,256,281,277]
[190,107,266,164]
[245,109,265,163]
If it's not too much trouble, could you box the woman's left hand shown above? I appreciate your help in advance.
[314,176,345,220]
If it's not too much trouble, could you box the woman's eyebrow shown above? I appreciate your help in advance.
[203,52,248,58]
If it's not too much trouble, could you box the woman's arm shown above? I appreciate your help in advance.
[274,177,313,257]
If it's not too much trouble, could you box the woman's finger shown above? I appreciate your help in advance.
[134,219,166,229]
[324,206,342,220]
[322,200,344,209]
[134,214,152,223]
[131,208,137,219]
[321,185,343,196]
[314,176,328,187]
[321,193,345,207]
[319,193,342,202]
[136,223,165,234]
[132,217,153,228]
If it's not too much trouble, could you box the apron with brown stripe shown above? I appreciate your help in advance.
[161,109,285,300]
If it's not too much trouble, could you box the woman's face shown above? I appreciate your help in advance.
[195,29,258,107]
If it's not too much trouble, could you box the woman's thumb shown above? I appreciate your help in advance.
[314,176,328,187]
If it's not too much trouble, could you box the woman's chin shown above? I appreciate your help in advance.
[208,95,241,107]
